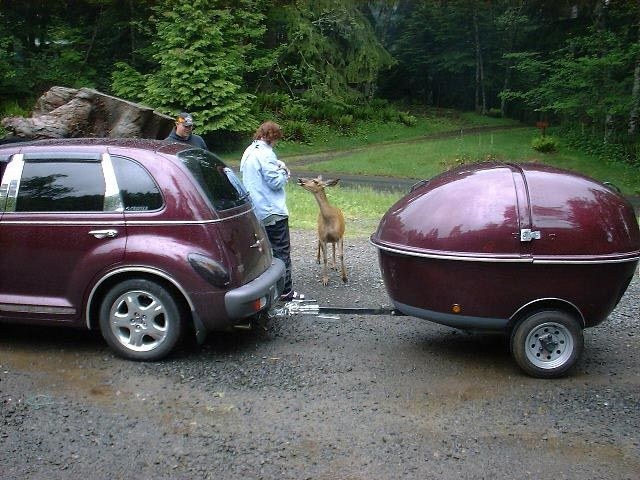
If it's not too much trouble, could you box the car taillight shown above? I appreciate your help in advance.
[188,253,230,288]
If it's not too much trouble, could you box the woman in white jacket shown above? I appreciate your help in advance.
[240,121,303,301]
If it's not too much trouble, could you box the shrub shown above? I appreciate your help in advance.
[255,92,293,117]
[531,136,558,153]
[337,114,355,131]
[487,108,502,118]
[0,99,29,117]
[282,119,313,143]
[380,106,398,122]
[398,111,417,126]
[281,101,310,121]
[351,103,376,120]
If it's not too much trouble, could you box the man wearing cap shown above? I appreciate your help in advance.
[165,112,208,149]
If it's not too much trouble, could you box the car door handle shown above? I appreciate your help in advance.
[89,229,118,239]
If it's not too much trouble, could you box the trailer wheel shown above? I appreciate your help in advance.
[510,310,583,378]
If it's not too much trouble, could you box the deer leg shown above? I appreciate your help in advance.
[331,242,337,270]
[316,239,321,264]
[338,237,347,283]
[320,241,329,286]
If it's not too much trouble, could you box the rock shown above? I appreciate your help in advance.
[1,86,173,140]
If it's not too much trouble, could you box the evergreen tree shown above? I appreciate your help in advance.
[269,0,395,100]
[112,0,268,134]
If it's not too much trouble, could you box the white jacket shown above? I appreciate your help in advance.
[240,140,289,221]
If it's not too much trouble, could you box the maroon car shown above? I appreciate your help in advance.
[371,162,640,378]
[0,138,284,360]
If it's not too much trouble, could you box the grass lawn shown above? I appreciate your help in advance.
[296,128,640,195]
[220,110,518,162]
[286,183,400,237]
[221,109,640,236]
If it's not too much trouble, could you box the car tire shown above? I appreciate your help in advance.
[99,279,183,361]
[510,310,583,378]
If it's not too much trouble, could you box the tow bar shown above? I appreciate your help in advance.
[271,299,405,319]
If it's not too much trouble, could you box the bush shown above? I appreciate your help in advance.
[398,111,417,126]
[559,126,639,165]
[0,99,29,117]
[281,101,310,121]
[350,103,376,120]
[338,114,354,128]
[531,136,558,153]
[282,119,313,143]
[380,106,398,122]
[110,62,146,103]
[256,92,292,115]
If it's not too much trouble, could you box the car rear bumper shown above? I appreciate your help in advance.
[224,258,285,321]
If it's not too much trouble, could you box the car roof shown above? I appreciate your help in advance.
[0,137,193,157]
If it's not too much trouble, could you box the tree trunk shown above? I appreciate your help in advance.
[629,0,640,135]
[500,2,525,117]
[1,86,174,140]
[473,7,487,115]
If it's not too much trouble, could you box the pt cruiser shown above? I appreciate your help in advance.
[0,138,285,360]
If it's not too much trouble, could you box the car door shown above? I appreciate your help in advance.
[0,152,126,325]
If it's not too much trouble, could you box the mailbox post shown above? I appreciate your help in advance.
[536,120,549,137]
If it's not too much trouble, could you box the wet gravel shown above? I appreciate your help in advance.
[1,230,639,479]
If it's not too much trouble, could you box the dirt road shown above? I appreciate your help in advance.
[1,231,638,479]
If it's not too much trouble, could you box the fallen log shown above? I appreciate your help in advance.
[1,86,174,140]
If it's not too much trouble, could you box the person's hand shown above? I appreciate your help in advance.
[276,160,290,178]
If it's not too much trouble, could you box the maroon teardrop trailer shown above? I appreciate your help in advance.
[371,162,640,378]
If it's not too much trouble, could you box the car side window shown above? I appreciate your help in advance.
[16,161,105,212]
[111,156,163,212]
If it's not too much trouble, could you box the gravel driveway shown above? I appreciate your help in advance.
[1,230,639,479]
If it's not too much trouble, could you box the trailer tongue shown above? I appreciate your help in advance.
[273,300,405,318]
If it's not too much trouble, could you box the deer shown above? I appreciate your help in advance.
[297,176,347,286]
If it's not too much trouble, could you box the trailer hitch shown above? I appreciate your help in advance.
[270,299,405,319]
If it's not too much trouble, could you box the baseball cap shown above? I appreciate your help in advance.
[176,112,194,127]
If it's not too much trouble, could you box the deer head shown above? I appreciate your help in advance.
[296,176,340,192]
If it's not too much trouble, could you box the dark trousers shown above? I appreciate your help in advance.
[265,217,292,295]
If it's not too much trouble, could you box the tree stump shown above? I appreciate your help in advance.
[1,86,174,140]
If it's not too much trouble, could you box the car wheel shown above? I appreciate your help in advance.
[510,310,583,378]
[99,279,182,361]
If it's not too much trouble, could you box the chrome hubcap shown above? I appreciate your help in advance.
[524,322,574,370]
[109,290,168,352]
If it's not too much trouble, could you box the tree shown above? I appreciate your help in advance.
[266,1,395,100]
[628,0,640,135]
[0,0,155,102]
[111,0,268,134]
[377,0,502,111]
[503,24,636,140]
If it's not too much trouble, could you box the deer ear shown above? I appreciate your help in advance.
[326,179,340,187]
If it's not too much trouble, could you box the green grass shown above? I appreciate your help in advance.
[286,183,401,237]
[220,110,519,163]
[278,111,518,157]
[299,128,640,195]
[221,109,640,237]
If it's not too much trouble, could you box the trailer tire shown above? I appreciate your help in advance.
[511,310,583,378]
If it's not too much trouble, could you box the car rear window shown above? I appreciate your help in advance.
[178,149,249,211]
[111,156,163,212]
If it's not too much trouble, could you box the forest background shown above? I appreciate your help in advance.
[1,0,640,167]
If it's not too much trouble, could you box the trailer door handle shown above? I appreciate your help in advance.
[89,229,118,239]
